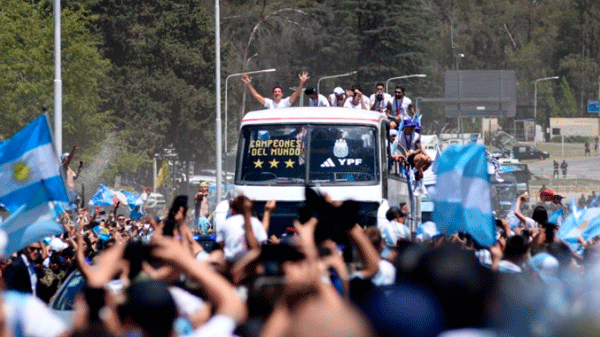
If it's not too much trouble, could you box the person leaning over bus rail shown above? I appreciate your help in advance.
[390,119,432,180]
[241,71,309,109]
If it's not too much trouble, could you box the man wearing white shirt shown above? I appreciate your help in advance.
[343,84,370,110]
[242,71,309,109]
[329,86,346,107]
[369,82,392,113]
[381,207,410,248]
[304,87,330,107]
[216,195,268,263]
[388,85,415,128]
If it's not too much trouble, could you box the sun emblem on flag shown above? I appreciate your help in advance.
[13,162,30,183]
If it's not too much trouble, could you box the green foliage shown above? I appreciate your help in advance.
[6,0,600,190]
[0,0,110,150]
[84,0,217,184]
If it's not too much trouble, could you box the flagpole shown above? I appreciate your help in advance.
[54,0,62,155]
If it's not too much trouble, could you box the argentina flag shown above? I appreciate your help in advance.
[1,185,65,255]
[431,144,495,247]
[0,115,69,212]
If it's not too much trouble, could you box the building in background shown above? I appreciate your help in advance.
[550,118,599,139]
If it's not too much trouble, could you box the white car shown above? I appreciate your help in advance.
[146,192,166,209]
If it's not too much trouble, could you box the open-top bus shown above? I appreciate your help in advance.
[214,107,413,236]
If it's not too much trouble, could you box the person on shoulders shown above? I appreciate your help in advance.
[304,87,330,107]
[343,84,370,110]
[241,71,309,109]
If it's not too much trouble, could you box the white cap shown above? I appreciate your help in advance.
[49,237,69,252]
[333,87,344,95]
[389,129,399,137]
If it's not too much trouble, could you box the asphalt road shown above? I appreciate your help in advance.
[514,142,600,181]
[527,155,600,181]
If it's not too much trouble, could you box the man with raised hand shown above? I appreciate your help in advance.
[242,71,310,109]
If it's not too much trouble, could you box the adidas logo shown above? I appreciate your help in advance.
[320,158,336,168]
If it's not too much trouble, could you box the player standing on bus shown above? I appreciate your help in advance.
[241,71,310,109]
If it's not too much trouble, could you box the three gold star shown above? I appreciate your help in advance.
[269,159,280,168]
[253,159,264,168]
[285,159,295,168]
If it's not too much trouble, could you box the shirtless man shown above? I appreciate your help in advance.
[62,143,83,203]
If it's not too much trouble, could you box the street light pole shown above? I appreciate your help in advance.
[53,0,62,155]
[215,0,222,203]
[454,53,464,71]
[385,74,427,94]
[224,68,276,187]
[534,76,559,141]
[316,71,357,96]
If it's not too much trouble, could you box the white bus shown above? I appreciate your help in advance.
[215,107,412,236]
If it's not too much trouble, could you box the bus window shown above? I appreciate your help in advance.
[308,125,379,184]
[236,124,379,186]
[237,125,307,185]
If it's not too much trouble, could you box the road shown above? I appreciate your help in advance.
[527,156,600,181]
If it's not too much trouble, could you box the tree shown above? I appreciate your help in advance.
[83,0,217,186]
[0,0,110,151]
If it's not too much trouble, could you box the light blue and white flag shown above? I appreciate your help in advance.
[558,208,600,255]
[431,144,495,247]
[120,190,142,207]
[557,198,584,239]
[0,185,64,255]
[120,190,143,220]
[582,210,600,241]
[0,115,69,212]
[88,184,115,207]
[548,208,564,225]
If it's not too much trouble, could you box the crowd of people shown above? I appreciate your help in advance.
[242,72,431,180]
[5,72,600,337]
[3,183,600,336]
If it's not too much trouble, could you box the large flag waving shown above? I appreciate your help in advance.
[0,115,69,212]
[431,144,495,247]
[88,184,128,206]
[120,190,143,220]
[0,185,65,255]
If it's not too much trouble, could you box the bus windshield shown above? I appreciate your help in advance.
[236,124,379,185]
